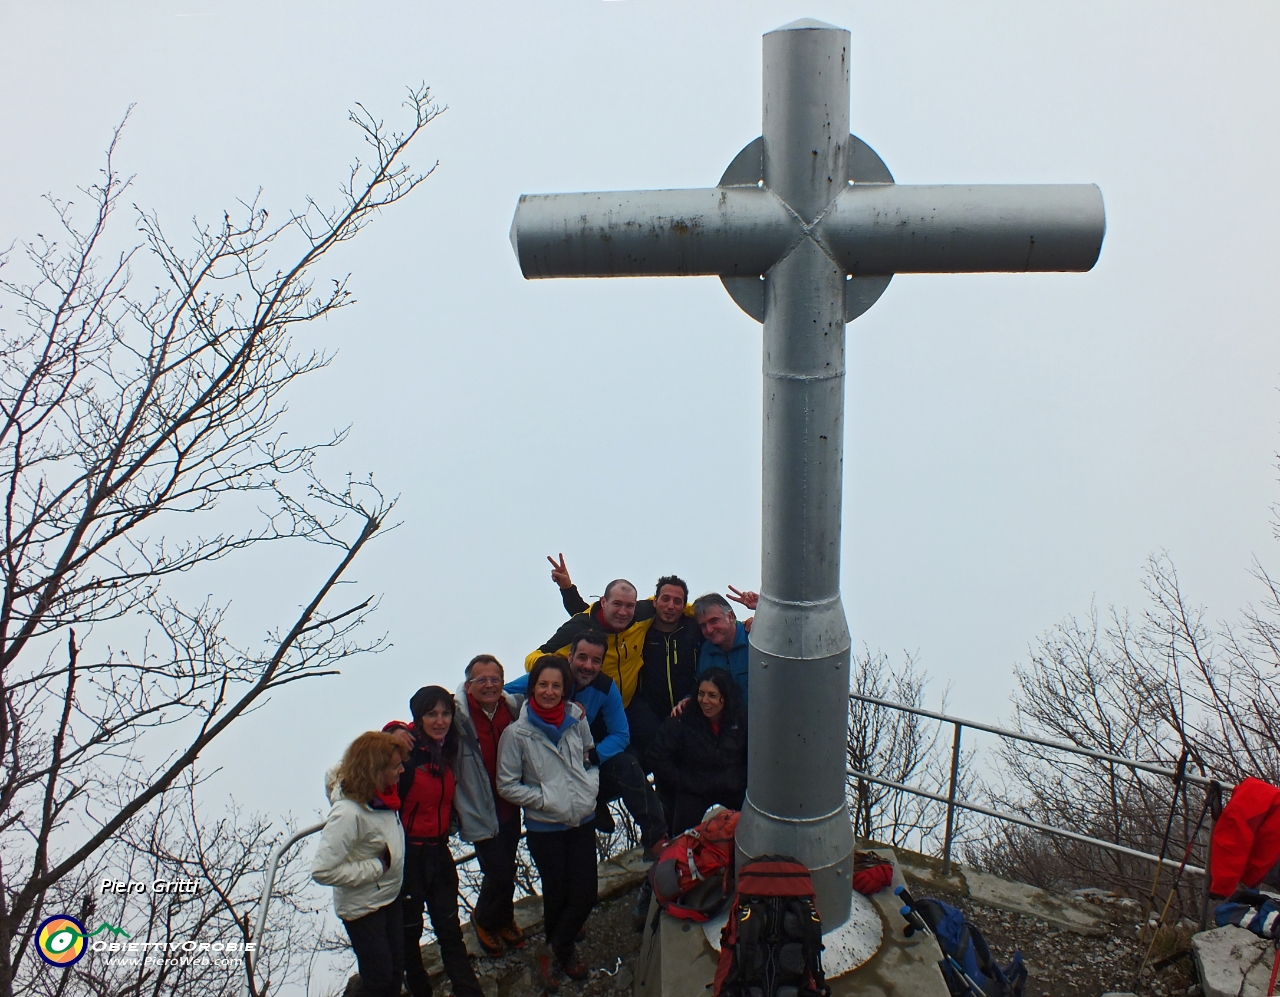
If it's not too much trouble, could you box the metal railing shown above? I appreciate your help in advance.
[846,691,1220,880]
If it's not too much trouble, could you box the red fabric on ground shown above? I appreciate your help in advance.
[852,862,893,896]
[1211,778,1280,896]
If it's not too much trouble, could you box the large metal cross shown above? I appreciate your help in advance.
[509,18,1104,926]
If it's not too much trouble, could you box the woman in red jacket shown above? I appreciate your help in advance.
[397,686,483,997]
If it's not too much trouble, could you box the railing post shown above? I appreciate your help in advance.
[249,822,323,992]
[942,721,962,876]
[1198,788,1218,936]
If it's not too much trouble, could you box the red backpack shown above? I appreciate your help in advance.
[712,856,830,997]
[647,808,740,922]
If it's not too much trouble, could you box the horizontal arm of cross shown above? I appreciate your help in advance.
[510,183,1104,279]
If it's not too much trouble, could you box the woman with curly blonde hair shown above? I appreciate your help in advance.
[313,731,407,997]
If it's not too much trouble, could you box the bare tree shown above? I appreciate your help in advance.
[0,86,443,996]
[971,555,1249,918]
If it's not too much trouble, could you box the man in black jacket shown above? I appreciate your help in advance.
[630,575,701,757]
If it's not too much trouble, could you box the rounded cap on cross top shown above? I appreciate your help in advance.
[770,18,842,33]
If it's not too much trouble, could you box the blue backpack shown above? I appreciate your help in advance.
[900,894,1026,997]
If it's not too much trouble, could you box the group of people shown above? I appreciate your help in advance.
[312,560,758,995]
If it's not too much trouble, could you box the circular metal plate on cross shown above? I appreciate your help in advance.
[716,133,895,323]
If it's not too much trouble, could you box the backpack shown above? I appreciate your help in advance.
[648,808,739,922]
[711,856,831,997]
[901,895,1026,997]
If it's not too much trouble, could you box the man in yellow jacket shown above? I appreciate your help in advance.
[524,573,653,709]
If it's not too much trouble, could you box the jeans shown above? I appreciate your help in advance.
[400,842,483,997]
[472,816,521,932]
[598,749,666,849]
[527,825,598,966]
[342,898,404,997]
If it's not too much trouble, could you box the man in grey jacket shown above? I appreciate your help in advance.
[454,655,525,955]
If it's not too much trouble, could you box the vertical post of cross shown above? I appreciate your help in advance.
[734,19,858,927]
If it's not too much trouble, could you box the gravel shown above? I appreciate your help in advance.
[908,880,1201,997]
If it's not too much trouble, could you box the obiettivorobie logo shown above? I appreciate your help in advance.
[36,915,130,967]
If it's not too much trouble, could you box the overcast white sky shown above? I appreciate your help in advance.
[3,0,1279,928]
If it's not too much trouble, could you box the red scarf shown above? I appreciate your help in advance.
[529,698,566,728]
[374,783,401,810]
[710,718,721,737]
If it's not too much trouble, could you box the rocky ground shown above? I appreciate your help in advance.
[386,876,1208,996]
[911,879,1201,997]
[464,888,646,997]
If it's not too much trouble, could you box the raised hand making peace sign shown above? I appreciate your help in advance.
[547,553,573,590]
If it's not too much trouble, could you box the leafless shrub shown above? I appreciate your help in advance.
[969,553,1270,920]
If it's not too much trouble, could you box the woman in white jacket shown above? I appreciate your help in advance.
[313,731,407,997]
[497,654,600,990]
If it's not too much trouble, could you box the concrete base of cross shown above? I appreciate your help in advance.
[633,847,949,997]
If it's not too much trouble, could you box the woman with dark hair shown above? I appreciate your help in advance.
[397,686,483,997]
[497,655,600,990]
[312,731,407,997]
[645,667,748,835]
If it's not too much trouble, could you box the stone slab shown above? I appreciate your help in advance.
[961,867,1108,937]
[1191,925,1277,997]
[634,894,719,997]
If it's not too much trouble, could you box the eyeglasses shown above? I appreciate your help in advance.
[468,676,504,686]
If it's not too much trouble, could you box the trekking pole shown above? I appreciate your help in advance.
[1146,750,1189,910]
[895,885,986,997]
[1268,939,1280,997]
[1134,789,1212,987]
[1137,748,1189,958]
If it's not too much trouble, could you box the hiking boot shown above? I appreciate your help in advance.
[560,955,589,981]
[499,921,526,949]
[474,923,504,956]
[574,925,587,943]
[536,949,561,992]
[641,836,666,863]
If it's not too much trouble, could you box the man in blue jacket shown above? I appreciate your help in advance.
[693,592,750,705]
[506,631,666,855]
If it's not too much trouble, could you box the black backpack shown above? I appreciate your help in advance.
[712,856,831,997]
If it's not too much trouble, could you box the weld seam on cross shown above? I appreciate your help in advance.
[765,371,844,382]
[744,798,848,825]
[755,646,854,663]
[735,851,850,876]
[762,595,841,608]
[771,190,845,272]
